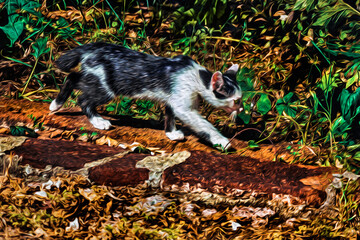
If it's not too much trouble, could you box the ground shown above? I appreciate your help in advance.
[0,96,359,239]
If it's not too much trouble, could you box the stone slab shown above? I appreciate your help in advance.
[163,151,334,206]
[12,138,125,170]
[88,153,150,186]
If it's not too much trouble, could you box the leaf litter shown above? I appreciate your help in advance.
[0,151,358,239]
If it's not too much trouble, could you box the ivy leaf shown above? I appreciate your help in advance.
[31,38,50,59]
[0,15,24,47]
[106,103,116,112]
[318,66,338,92]
[236,67,254,92]
[237,103,251,124]
[10,126,38,138]
[339,88,360,123]
[256,93,271,115]
[275,92,298,118]
[327,116,351,142]
[7,0,41,16]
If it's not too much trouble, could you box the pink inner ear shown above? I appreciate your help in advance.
[211,71,223,90]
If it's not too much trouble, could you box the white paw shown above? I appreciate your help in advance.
[49,100,62,112]
[212,136,230,150]
[166,130,185,141]
[89,117,112,130]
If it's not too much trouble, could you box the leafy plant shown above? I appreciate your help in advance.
[10,126,38,137]
[339,88,360,123]
[276,92,298,118]
[21,37,50,95]
[0,0,41,46]
[106,96,134,116]
[236,66,272,124]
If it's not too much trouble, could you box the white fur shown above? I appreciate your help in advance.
[165,64,232,149]
[227,64,239,73]
[166,130,185,141]
[82,54,115,98]
[133,89,170,102]
[89,116,112,130]
[49,99,62,111]
[210,135,230,149]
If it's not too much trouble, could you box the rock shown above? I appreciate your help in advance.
[12,138,125,170]
[88,153,150,186]
[162,151,334,206]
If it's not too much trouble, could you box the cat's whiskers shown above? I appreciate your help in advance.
[230,111,237,122]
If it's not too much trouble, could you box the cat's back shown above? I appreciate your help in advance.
[78,42,155,61]
[81,42,195,65]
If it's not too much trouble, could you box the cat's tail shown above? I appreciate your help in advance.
[55,46,83,72]
[56,43,103,71]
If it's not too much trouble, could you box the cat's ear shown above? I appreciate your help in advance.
[226,64,239,74]
[211,71,224,91]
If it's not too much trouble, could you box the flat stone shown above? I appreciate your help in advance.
[88,153,149,186]
[12,138,125,170]
[163,151,334,206]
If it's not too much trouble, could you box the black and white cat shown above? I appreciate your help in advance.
[50,43,242,149]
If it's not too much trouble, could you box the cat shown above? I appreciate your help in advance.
[50,42,243,149]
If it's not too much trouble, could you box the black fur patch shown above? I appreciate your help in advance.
[199,69,212,89]
[213,74,239,99]
[197,131,211,143]
[164,105,176,132]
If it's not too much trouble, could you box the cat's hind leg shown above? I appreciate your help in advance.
[164,105,184,141]
[50,72,79,111]
[78,93,112,130]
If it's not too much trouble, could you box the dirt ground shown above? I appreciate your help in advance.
[0,96,359,239]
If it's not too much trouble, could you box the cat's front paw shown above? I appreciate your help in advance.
[90,117,112,130]
[166,130,185,141]
[49,100,62,112]
[212,137,230,150]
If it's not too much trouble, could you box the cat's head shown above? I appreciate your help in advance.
[210,64,243,115]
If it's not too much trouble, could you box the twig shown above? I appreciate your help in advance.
[225,128,274,150]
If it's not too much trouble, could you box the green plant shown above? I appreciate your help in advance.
[21,37,50,95]
[27,113,44,130]
[106,96,134,116]
[10,126,38,137]
[236,66,272,124]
